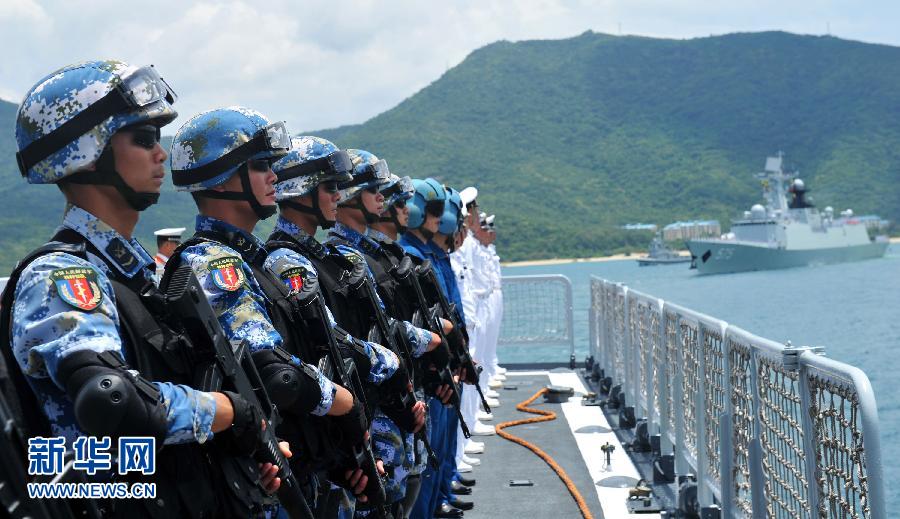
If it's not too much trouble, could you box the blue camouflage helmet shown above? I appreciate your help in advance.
[379,174,414,213]
[438,185,463,235]
[273,136,353,201]
[337,149,392,204]
[15,60,178,184]
[407,178,447,230]
[169,106,290,191]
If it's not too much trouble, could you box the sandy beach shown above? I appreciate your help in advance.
[503,253,639,267]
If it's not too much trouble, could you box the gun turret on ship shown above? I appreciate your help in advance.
[686,153,889,275]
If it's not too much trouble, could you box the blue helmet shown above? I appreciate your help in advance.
[273,136,353,228]
[170,106,291,219]
[407,178,447,231]
[16,60,178,185]
[439,186,464,235]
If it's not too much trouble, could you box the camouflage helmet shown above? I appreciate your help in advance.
[379,174,414,214]
[337,149,392,204]
[273,136,353,201]
[170,106,290,192]
[15,60,177,184]
[407,178,447,230]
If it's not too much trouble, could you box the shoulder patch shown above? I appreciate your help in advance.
[208,256,246,292]
[281,266,307,293]
[51,266,103,311]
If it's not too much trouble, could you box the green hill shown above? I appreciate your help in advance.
[314,31,900,260]
[2,31,900,271]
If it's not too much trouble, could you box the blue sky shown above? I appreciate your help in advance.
[2,0,898,133]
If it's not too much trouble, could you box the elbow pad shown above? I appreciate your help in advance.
[56,350,167,443]
[252,347,324,416]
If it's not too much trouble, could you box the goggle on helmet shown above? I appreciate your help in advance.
[16,61,178,184]
[337,149,392,204]
[379,175,414,213]
[170,106,291,192]
[274,136,353,201]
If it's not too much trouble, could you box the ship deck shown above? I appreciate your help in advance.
[464,368,662,519]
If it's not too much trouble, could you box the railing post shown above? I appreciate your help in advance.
[672,309,689,476]
[696,323,711,508]
[659,302,673,454]
[745,335,767,518]
[795,347,822,518]
[719,322,733,516]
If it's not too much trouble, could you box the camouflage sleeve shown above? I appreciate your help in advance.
[181,242,281,353]
[300,356,336,416]
[399,320,432,358]
[369,411,407,503]
[354,339,399,385]
[11,252,215,444]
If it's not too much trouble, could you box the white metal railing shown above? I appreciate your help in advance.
[498,275,574,361]
[590,276,884,519]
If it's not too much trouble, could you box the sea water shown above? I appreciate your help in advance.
[501,244,900,510]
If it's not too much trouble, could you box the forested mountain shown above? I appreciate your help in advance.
[1,31,899,270]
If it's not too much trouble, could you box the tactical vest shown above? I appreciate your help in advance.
[162,230,353,475]
[266,230,373,341]
[0,228,256,519]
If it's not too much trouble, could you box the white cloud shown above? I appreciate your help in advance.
[1,0,899,134]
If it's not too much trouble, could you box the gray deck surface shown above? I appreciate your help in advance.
[460,372,603,519]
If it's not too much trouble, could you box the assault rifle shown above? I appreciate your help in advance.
[354,263,439,468]
[293,278,388,507]
[416,260,492,413]
[398,258,473,438]
[164,265,313,519]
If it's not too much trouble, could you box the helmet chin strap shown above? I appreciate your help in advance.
[279,198,335,229]
[67,146,159,211]
[378,206,406,234]
[345,199,379,225]
[197,165,276,220]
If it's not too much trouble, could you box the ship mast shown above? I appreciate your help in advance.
[755,151,792,217]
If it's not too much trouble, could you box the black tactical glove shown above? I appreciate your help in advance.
[333,398,367,452]
[220,390,265,457]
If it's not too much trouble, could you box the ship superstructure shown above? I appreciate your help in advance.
[686,153,888,274]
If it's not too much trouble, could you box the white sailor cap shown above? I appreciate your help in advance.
[485,215,495,226]
[460,187,478,206]
[154,227,186,240]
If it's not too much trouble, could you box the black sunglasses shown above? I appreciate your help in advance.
[126,124,161,150]
[364,185,380,194]
[425,200,445,217]
[321,181,340,194]
[247,158,272,172]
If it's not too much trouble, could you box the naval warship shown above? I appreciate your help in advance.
[636,234,691,266]
[686,153,889,275]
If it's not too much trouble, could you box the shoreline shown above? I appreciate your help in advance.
[504,237,900,267]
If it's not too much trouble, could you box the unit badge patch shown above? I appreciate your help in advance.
[209,257,245,292]
[281,266,306,294]
[51,267,103,311]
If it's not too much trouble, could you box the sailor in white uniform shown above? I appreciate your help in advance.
[152,226,185,273]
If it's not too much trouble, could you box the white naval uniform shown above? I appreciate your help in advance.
[451,241,481,463]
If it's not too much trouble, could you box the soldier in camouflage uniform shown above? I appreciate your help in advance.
[269,140,444,518]
[327,150,461,519]
[5,60,284,518]
[167,108,373,510]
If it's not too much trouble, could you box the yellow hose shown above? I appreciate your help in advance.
[494,388,595,519]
